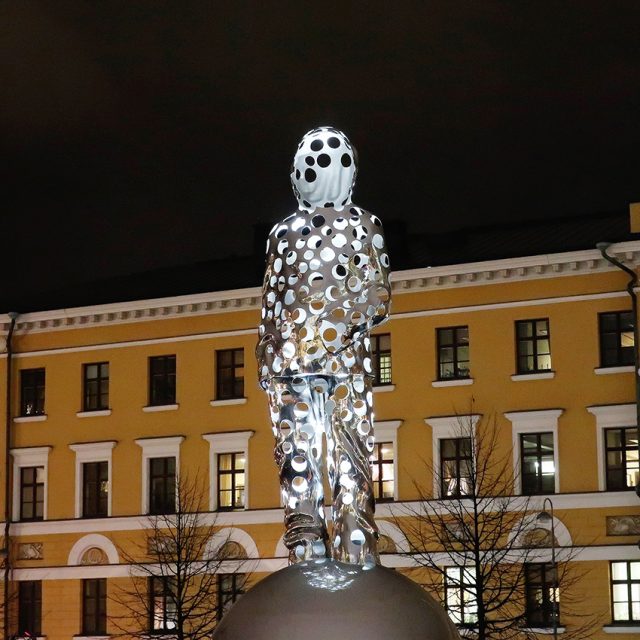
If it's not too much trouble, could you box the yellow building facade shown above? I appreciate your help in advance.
[1,237,640,638]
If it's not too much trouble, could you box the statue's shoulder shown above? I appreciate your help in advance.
[347,205,384,230]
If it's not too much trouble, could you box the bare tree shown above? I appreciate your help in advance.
[394,413,600,640]
[111,473,251,640]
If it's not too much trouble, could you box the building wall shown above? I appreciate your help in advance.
[1,243,639,638]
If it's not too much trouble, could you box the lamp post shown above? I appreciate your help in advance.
[536,498,557,640]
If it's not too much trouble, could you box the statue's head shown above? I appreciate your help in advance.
[290,127,357,212]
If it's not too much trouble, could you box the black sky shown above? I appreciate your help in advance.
[3,1,640,306]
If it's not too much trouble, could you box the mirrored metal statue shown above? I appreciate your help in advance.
[256,127,391,564]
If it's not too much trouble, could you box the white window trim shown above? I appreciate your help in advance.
[373,420,402,501]
[587,404,636,491]
[202,431,254,511]
[511,372,555,381]
[504,409,563,495]
[13,415,47,423]
[373,384,395,393]
[135,436,184,514]
[432,378,474,388]
[76,410,112,418]
[210,398,247,407]
[11,446,51,521]
[69,441,117,518]
[424,414,481,497]
[595,366,635,375]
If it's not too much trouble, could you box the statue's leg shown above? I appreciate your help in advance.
[327,374,379,565]
[267,376,329,562]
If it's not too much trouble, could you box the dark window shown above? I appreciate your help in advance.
[371,333,392,385]
[83,362,109,411]
[217,574,246,620]
[605,427,639,491]
[525,563,559,628]
[216,349,245,400]
[149,457,176,515]
[516,319,552,373]
[369,441,394,502]
[149,576,177,632]
[20,368,45,416]
[611,561,640,622]
[520,432,555,495]
[217,453,245,511]
[18,580,42,636]
[82,578,107,635]
[440,438,472,497]
[437,326,470,380]
[82,461,109,518]
[149,355,176,406]
[445,567,478,626]
[20,466,44,521]
[599,311,635,368]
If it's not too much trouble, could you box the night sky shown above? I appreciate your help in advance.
[3,1,640,307]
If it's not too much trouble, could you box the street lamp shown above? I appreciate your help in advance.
[536,498,558,640]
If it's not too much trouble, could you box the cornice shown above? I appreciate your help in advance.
[3,241,639,335]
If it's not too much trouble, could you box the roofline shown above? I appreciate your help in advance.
[3,241,640,334]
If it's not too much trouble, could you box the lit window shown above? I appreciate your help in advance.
[18,581,42,637]
[82,461,109,518]
[520,432,555,495]
[217,453,246,510]
[437,327,470,380]
[216,349,245,400]
[149,457,176,515]
[611,561,640,622]
[369,441,394,501]
[599,311,634,368]
[217,574,246,620]
[516,319,551,373]
[149,576,177,632]
[605,428,639,491]
[83,362,109,411]
[20,368,45,416]
[82,578,106,635]
[20,466,45,522]
[525,563,559,628]
[440,438,472,497]
[445,567,478,626]
[371,334,392,385]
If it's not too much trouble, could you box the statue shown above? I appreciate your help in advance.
[256,126,391,565]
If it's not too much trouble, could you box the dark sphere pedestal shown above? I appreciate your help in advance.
[213,559,461,640]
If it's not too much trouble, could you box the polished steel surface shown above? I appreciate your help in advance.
[256,127,391,563]
[213,559,461,640]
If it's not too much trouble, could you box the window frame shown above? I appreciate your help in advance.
[82,460,109,519]
[520,432,556,496]
[604,426,640,492]
[440,437,473,498]
[19,466,45,523]
[20,368,45,417]
[515,318,552,374]
[610,560,640,623]
[217,573,246,620]
[215,348,245,400]
[444,566,478,627]
[525,562,560,628]
[436,326,470,380]
[82,362,110,412]
[11,447,50,522]
[148,456,177,516]
[18,580,42,637]
[599,310,635,368]
[369,440,395,503]
[370,333,392,386]
[217,452,246,511]
[82,577,107,636]
[149,576,177,633]
[148,355,177,407]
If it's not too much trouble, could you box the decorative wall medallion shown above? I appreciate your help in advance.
[80,547,108,565]
[18,542,43,560]
[607,515,640,536]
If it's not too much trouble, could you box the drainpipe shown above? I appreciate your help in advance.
[3,312,18,640]
[596,243,640,497]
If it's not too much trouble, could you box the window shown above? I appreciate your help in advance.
[217,453,245,511]
[18,580,42,636]
[520,432,555,495]
[217,574,246,620]
[149,355,176,406]
[82,578,106,635]
[20,466,44,522]
[516,319,551,373]
[371,333,392,385]
[149,457,176,515]
[611,561,640,622]
[216,349,245,400]
[600,311,635,368]
[149,576,177,632]
[20,368,45,416]
[445,567,478,626]
[82,461,109,518]
[83,362,109,411]
[605,427,639,491]
[437,326,470,380]
[440,438,472,497]
[525,563,559,628]
[369,441,394,502]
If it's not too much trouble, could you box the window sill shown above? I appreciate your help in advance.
[14,414,47,423]
[521,627,566,635]
[74,636,111,639]
[210,398,247,407]
[373,384,395,393]
[511,371,555,381]
[603,626,640,634]
[143,404,179,412]
[432,378,473,388]
[595,366,635,375]
[77,409,111,418]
